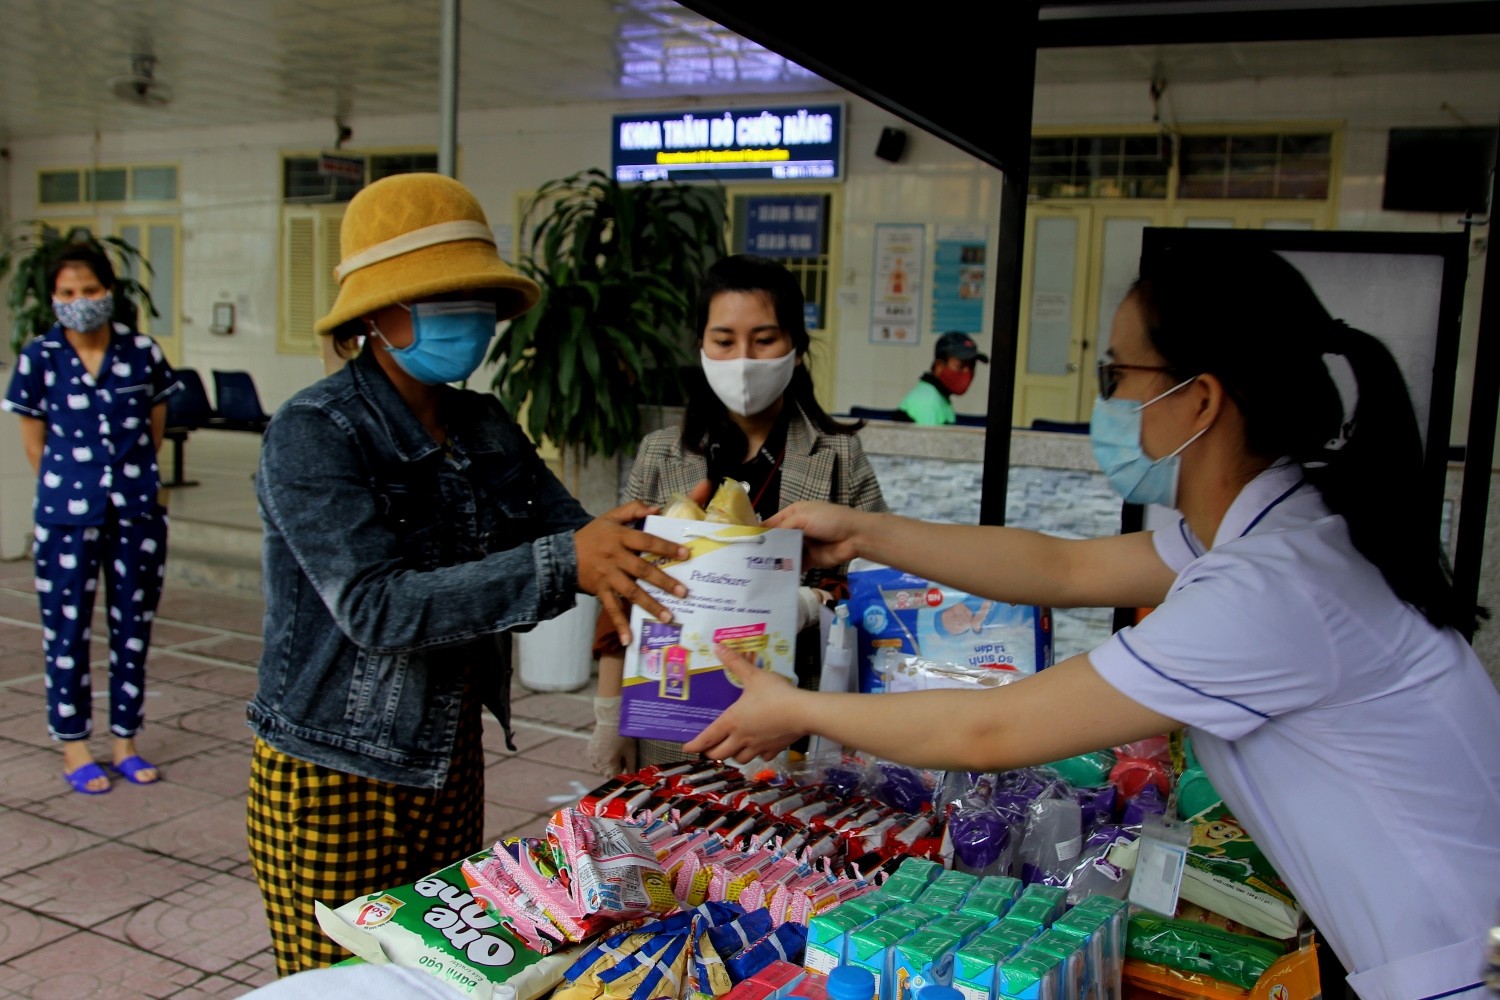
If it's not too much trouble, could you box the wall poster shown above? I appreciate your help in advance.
[871,224,925,344]
[932,224,988,333]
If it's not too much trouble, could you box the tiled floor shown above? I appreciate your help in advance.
[0,432,607,998]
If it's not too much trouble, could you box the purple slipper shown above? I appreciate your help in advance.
[64,761,112,795]
[112,755,160,784]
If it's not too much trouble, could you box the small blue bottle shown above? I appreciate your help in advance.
[827,964,877,1000]
[916,987,964,1000]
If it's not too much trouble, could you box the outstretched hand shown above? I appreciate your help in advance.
[682,644,808,763]
[575,501,690,645]
[764,501,869,569]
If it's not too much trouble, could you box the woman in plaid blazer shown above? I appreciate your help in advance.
[590,255,888,774]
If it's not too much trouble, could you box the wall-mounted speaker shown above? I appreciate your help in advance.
[875,127,907,163]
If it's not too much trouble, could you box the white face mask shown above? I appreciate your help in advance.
[700,349,797,417]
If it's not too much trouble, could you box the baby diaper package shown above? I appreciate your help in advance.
[846,560,1052,693]
[619,490,802,743]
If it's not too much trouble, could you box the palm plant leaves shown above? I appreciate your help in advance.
[488,169,727,458]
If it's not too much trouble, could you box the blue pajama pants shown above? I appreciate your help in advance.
[34,508,168,741]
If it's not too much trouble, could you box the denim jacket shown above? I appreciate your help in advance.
[247,348,592,788]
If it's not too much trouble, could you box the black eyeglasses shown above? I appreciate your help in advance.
[1096,359,1175,400]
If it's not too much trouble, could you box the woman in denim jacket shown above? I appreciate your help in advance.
[246,173,690,975]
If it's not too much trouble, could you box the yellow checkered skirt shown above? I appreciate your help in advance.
[246,708,485,977]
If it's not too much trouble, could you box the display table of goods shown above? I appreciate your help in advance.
[316,739,1322,1000]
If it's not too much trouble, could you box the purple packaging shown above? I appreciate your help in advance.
[620,516,802,743]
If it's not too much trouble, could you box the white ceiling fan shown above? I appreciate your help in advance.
[108,54,175,108]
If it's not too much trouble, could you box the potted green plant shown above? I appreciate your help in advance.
[1,225,157,354]
[489,168,725,692]
[487,167,727,461]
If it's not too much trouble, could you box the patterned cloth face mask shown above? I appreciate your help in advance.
[1089,375,1207,508]
[372,300,497,385]
[53,295,114,334]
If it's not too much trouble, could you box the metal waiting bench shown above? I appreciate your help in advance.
[162,368,271,488]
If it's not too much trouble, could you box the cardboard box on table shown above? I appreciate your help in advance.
[620,515,802,743]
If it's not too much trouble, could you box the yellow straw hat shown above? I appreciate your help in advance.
[315,173,540,335]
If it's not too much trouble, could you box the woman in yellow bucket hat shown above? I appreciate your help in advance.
[244,172,693,975]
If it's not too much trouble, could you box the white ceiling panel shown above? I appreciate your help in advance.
[0,0,1494,143]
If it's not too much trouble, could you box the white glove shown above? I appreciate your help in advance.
[796,586,829,631]
[588,695,638,777]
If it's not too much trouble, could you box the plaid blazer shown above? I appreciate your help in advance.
[627,406,887,589]
[626,405,889,516]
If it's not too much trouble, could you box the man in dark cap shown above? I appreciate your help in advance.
[897,331,989,425]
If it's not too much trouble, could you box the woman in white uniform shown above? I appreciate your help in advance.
[686,248,1500,999]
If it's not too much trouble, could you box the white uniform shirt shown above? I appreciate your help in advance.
[1090,461,1500,999]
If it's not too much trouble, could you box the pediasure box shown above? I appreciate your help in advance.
[620,516,802,743]
[847,559,1052,693]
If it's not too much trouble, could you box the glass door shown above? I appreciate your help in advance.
[1013,205,1091,428]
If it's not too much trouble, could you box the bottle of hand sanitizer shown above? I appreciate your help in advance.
[812,604,855,755]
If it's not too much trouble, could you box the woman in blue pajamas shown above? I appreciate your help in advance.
[2,243,180,794]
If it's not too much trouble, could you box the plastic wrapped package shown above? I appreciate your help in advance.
[847,560,1053,694]
[314,853,582,999]
[946,795,1017,878]
[873,760,939,814]
[1125,914,1287,990]
[1064,824,1137,905]
[1018,795,1083,887]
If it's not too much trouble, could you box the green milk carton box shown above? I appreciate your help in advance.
[805,904,873,975]
[915,881,971,914]
[931,869,980,894]
[892,920,973,1000]
[845,895,903,925]
[960,876,1022,923]
[1051,909,1106,1000]
[1068,896,1127,1000]
[893,856,943,882]
[1028,928,1089,1000]
[878,874,934,903]
[996,947,1064,1000]
[953,926,1034,1000]
[1017,883,1067,922]
[848,920,913,1000]
[927,912,990,944]
[996,896,1055,940]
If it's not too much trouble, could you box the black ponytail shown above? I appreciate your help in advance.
[1134,248,1480,635]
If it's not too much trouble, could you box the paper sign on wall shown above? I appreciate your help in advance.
[871,223,924,345]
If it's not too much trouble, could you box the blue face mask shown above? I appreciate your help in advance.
[1089,376,1207,508]
[373,300,497,385]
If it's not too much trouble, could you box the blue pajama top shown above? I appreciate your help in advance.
[3,323,181,525]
